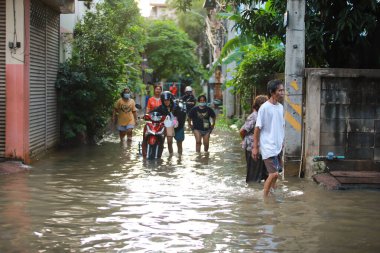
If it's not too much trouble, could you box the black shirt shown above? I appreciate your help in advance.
[188,106,216,131]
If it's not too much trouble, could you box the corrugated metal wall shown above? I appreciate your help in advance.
[30,0,59,158]
[0,0,6,158]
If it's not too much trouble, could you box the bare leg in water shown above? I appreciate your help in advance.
[167,136,174,154]
[202,133,211,152]
[126,129,133,141]
[193,130,202,152]
[177,141,183,154]
[263,172,279,197]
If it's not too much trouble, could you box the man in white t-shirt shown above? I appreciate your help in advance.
[252,80,285,197]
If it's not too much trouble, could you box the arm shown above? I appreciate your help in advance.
[187,117,193,129]
[252,127,260,161]
[187,98,195,105]
[112,101,119,124]
[210,108,216,129]
[211,116,216,129]
[146,98,152,113]
[187,107,195,129]
[243,112,256,132]
[133,111,138,125]
[146,103,151,113]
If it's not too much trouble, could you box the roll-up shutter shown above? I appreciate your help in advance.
[0,0,6,158]
[30,0,59,158]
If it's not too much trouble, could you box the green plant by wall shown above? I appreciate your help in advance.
[56,0,145,144]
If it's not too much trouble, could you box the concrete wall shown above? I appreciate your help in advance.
[222,19,236,118]
[304,68,380,177]
[5,0,29,161]
[4,0,73,163]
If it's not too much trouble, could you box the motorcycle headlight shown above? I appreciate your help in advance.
[151,115,161,121]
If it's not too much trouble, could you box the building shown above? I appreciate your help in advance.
[0,0,74,163]
[149,1,175,19]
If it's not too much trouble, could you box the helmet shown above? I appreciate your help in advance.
[185,86,193,92]
[160,91,174,104]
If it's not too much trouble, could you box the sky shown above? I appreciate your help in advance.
[137,0,166,17]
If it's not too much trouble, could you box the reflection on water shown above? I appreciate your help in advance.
[0,128,379,252]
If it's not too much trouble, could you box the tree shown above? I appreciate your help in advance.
[145,20,202,82]
[228,39,284,110]
[173,0,380,68]
[169,0,207,44]
[56,0,146,143]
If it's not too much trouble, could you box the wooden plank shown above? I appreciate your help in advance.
[330,171,380,178]
[331,171,380,184]
[335,177,380,184]
[326,160,380,171]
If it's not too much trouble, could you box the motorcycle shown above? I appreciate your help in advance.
[139,111,166,159]
[174,98,187,113]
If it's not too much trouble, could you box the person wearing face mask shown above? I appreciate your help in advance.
[187,95,216,152]
[113,87,138,142]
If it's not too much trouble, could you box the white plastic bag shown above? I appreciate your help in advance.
[164,115,172,127]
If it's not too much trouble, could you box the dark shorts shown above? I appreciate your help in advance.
[193,129,211,136]
[264,154,283,174]
[174,127,185,142]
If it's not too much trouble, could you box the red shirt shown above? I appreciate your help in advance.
[146,97,161,112]
[169,86,177,96]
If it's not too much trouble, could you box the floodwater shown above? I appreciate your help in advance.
[1,127,379,253]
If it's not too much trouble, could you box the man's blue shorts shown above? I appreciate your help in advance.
[174,127,185,142]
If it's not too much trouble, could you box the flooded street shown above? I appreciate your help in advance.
[1,128,379,253]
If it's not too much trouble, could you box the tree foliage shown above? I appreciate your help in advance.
[56,0,145,143]
[173,0,380,68]
[169,0,207,45]
[145,20,202,82]
[227,39,284,110]
[305,0,380,68]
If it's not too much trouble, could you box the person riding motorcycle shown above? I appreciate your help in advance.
[181,86,196,114]
[151,91,187,154]
[141,92,173,158]
[152,91,175,117]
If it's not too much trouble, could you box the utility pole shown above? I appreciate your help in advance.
[284,1,305,176]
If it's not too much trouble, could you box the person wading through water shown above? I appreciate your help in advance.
[187,95,216,152]
[240,95,268,183]
[113,87,138,143]
[252,80,285,197]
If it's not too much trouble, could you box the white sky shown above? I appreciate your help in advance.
[137,0,166,17]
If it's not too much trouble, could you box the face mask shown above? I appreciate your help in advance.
[123,93,131,99]
[199,102,207,107]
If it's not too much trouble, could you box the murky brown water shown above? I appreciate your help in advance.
[1,127,379,252]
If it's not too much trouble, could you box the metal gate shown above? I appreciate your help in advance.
[0,0,6,158]
[30,0,59,158]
